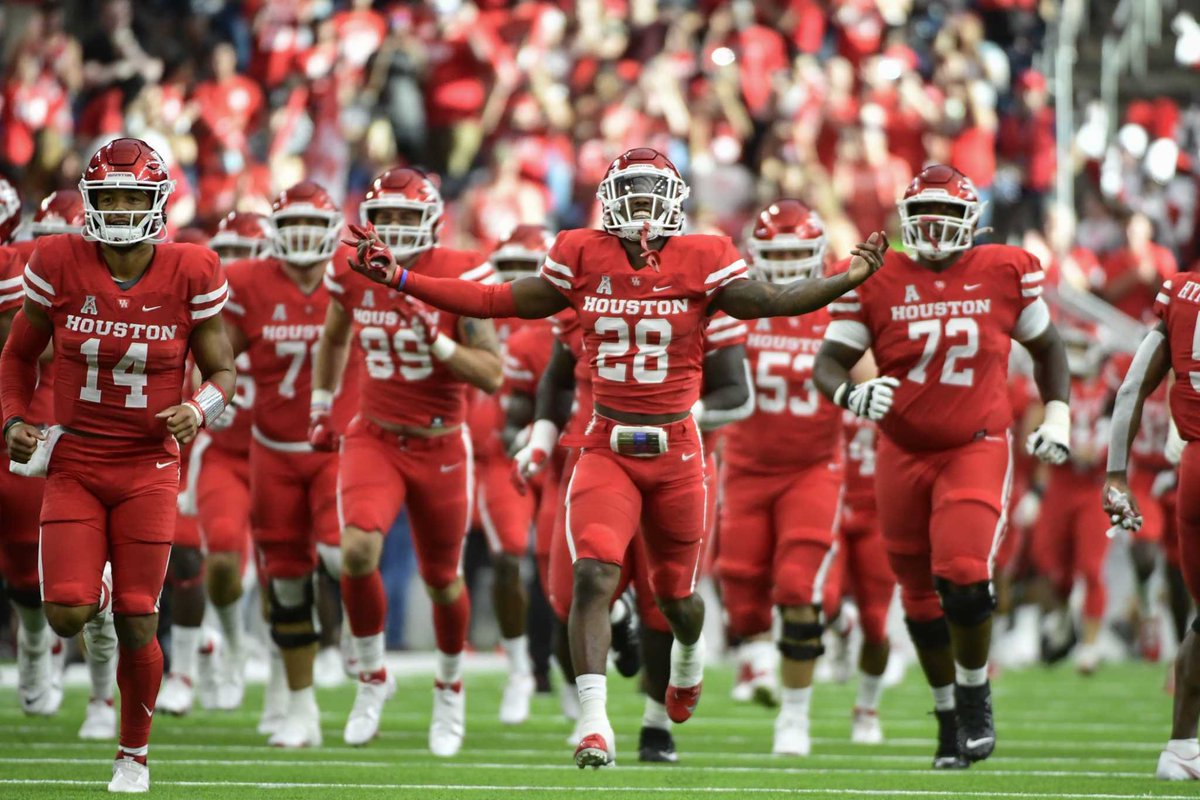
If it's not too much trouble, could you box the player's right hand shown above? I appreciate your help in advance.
[343,223,398,287]
[308,409,340,452]
[1101,477,1143,532]
[4,422,46,464]
[841,377,900,421]
[510,442,549,495]
[846,231,889,284]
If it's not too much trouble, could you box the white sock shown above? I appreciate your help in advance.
[856,672,884,711]
[743,639,777,674]
[501,635,532,676]
[642,697,671,731]
[119,744,148,758]
[780,686,812,719]
[214,601,244,659]
[84,613,117,701]
[1167,738,1200,757]
[576,673,609,728]
[289,685,318,716]
[171,625,202,681]
[14,604,48,651]
[955,663,989,687]
[356,633,385,675]
[436,650,463,685]
[932,683,955,711]
[670,632,706,688]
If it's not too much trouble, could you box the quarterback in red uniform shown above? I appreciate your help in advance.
[1105,271,1200,781]
[0,138,236,793]
[223,182,359,747]
[342,147,887,766]
[815,165,1070,768]
[718,200,845,756]
[314,167,503,755]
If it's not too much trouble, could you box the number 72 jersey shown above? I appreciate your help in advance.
[826,245,1048,451]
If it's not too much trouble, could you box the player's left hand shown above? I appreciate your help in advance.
[846,231,889,284]
[343,223,398,286]
[157,404,201,445]
[1101,476,1143,531]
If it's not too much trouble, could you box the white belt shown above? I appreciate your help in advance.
[252,425,314,453]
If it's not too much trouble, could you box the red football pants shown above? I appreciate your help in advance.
[249,439,339,579]
[839,505,896,644]
[876,433,1013,621]
[40,433,179,615]
[0,462,45,593]
[1030,472,1109,619]
[338,418,472,589]
[476,449,535,556]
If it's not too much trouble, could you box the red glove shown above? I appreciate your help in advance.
[308,408,340,452]
[343,223,399,287]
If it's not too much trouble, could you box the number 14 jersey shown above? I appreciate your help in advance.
[827,245,1046,451]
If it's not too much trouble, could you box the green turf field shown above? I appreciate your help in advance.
[0,661,1185,799]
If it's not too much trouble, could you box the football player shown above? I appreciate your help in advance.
[0,138,236,792]
[1105,268,1200,780]
[814,164,1070,768]
[222,182,359,746]
[343,147,887,766]
[315,167,503,755]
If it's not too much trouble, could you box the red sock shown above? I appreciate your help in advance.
[432,590,470,654]
[117,639,163,752]
[341,571,386,637]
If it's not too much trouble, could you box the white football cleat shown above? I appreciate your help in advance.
[314,646,346,688]
[108,757,149,793]
[216,645,246,711]
[17,628,62,716]
[258,649,288,735]
[155,673,194,716]
[429,680,466,757]
[574,723,616,768]
[499,672,536,725]
[732,641,779,706]
[1157,740,1200,780]
[773,711,812,756]
[79,698,117,740]
[268,707,323,748]
[559,679,581,721]
[344,670,397,746]
[851,707,884,744]
[1075,643,1100,676]
[196,634,222,710]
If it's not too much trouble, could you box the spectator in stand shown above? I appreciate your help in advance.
[1092,211,1178,323]
[997,70,1056,240]
[78,0,163,140]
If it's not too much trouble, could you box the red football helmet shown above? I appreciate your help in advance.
[79,137,175,245]
[897,164,983,260]
[748,200,827,283]
[29,189,85,237]
[0,176,21,245]
[596,147,688,241]
[491,224,554,282]
[210,210,273,264]
[359,167,443,260]
[270,181,342,266]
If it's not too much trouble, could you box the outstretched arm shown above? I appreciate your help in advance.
[714,232,888,319]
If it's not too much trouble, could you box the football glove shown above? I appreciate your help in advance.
[510,419,557,495]
[1165,418,1185,466]
[1102,482,1143,532]
[1026,400,1070,465]
[308,389,340,452]
[836,377,900,422]
[343,223,398,286]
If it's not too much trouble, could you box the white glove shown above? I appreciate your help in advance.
[177,487,198,517]
[1151,469,1178,499]
[1027,400,1070,465]
[1104,484,1143,531]
[1165,418,1185,466]
[208,402,238,432]
[836,377,901,422]
[513,419,558,482]
[8,425,63,479]
[1012,490,1042,529]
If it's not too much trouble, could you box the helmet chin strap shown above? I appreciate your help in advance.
[639,221,660,272]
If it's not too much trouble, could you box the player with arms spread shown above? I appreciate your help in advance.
[1104,270,1200,781]
[0,138,236,793]
[343,147,887,767]
[814,164,1070,769]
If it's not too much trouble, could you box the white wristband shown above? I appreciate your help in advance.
[690,400,706,424]
[1043,399,1070,431]
[430,333,458,362]
[529,418,559,452]
[311,388,334,412]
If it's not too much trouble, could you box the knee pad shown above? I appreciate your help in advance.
[7,586,42,610]
[905,615,951,650]
[316,542,342,580]
[935,578,995,627]
[778,618,825,661]
[268,576,320,649]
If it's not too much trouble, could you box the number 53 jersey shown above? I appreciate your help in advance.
[827,245,1049,452]
[23,234,227,440]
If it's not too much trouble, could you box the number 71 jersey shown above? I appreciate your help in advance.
[828,245,1046,451]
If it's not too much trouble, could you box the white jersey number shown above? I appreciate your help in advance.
[275,341,322,399]
[78,338,149,408]
[846,422,877,476]
[595,317,672,384]
[359,326,433,382]
[755,351,820,416]
[906,317,979,387]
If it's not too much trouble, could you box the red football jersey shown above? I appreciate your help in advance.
[540,229,748,416]
[207,352,253,457]
[325,245,495,429]
[1154,272,1200,441]
[1057,373,1112,480]
[503,318,555,398]
[0,241,55,428]
[23,235,225,440]
[829,245,1046,451]
[723,309,841,473]
[841,411,878,513]
[225,257,359,446]
[0,244,26,314]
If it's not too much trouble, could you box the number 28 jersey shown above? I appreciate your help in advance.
[23,234,227,440]
[827,245,1047,451]
[538,229,748,416]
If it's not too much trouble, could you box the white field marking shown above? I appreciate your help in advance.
[0,780,1193,799]
[0,756,1157,780]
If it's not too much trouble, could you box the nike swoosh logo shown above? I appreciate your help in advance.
[156,461,175,469]
[440,462,463,473]
[142,305,162,312]
[681,452,697,461]
[651,285,673,292]
[965,737,994,749]
[964,284,982,291]
[142,703,154,718]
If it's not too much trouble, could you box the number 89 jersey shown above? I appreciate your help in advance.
[325,244,496,429]
[826,245,1048,452]
[24,234,226,440]
[540,229,747,416]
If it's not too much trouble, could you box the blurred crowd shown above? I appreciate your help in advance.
[0,0,1197,310]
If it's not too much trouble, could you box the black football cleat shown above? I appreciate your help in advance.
[932,709,970,769]
[638,726,678,763]
[610,593,641,678]
[955,683,996,762]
